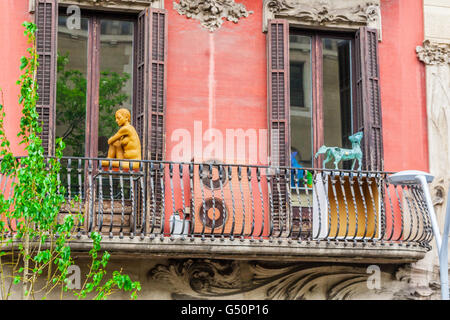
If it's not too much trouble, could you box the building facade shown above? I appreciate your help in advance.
[0,0,448,299]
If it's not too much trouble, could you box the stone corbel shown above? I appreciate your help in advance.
[416,40,450,66]
[263,0,382,40]
[173,0,253,32]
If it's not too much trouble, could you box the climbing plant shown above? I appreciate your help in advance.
[0,22,140,300]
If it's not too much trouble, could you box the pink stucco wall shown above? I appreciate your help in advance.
[0,0,31,155]
[379,0,428,172]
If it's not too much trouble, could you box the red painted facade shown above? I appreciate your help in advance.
[166,0,268,166]
[0,0,428,174]
[0,0,32,155]
[378,0,428,173]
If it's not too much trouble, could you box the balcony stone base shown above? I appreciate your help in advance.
[0,236,436,300]
[68,235,428,264]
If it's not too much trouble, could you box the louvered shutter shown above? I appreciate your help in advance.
[135,10,148,152]
[135,8,167,160]
[136,8,167,233]
[267,20,290,236]
[134,10,147,234]
[35,0,57,156]
[149,9,167,162]
[355,27,383,171]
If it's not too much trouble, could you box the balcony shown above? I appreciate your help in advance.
[2,157,433,264]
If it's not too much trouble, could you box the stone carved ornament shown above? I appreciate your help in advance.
[416,40,450,65]
[173,0,253,32]
[149,259,441,300]
[266,0,379,25]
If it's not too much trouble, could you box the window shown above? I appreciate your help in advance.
[289,30,354,169]
[56,10,136,158]
[267,20,383,172]
[34,0,168,162]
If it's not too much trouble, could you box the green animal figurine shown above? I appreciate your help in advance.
[315,132,363,170]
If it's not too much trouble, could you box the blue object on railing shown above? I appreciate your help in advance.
[291,152,304,188]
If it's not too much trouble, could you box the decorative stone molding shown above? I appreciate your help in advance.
[55,0,163,11]
[150,259,242,297]
[416,40,450,65]
[173,0,253,32]
[263,0,382,40]
[149,259,441,299]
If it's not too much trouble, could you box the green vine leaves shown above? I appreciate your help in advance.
[0,22,140,300]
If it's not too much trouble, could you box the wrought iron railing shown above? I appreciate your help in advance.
[0,157,433,248]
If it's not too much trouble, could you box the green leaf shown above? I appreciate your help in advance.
[19,56,28,70]
[86,283,94,292]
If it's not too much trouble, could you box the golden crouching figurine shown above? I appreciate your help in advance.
[101,108,141,170]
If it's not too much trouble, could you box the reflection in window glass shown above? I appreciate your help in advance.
[98,19,134,158]
[322,38,353,169]
[56,16,89,157]
[289,35,313,168]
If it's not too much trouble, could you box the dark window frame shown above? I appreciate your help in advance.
[57,6,139,158]
[289,27,357,168]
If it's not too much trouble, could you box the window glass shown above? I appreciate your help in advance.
[98,19,134,158]
[322,38,353,168]
[289,35,313,169]
[56,15,89,157]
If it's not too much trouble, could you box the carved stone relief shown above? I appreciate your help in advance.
[262,0,382,39]
[173,0,253,32]
[148,259,441,300]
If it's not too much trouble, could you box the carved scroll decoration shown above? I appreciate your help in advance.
[267,0,379,25]
[262,0,382,39]
[173,0,253,32]
[149,259,440,300]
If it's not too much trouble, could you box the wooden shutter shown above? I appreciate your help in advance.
[35,0,57,156]
[268,20,290,168]
[135,10,149,154]
[135,8,167,233]
[135,8,167,161]
[267,20,290,236]
[355,27,383,171]
[149,9,167,162]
